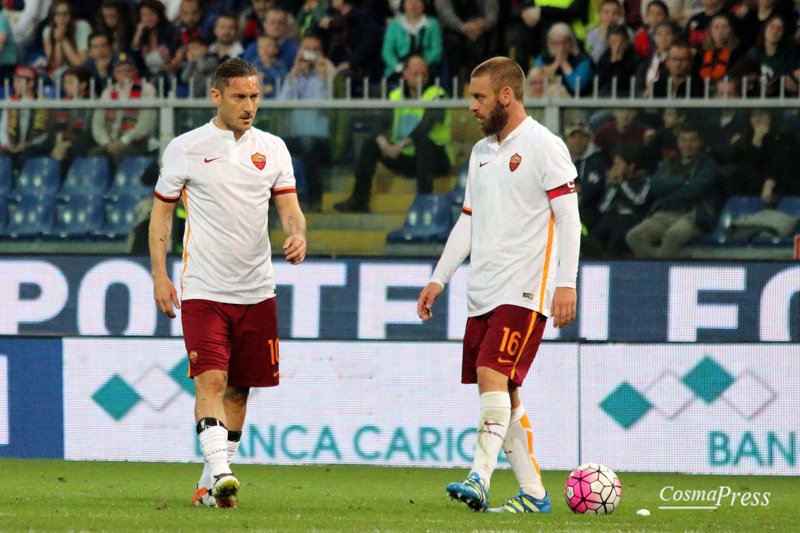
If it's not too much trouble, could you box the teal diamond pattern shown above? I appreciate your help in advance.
[599,382,652,429]
[92,375,141,420]
[682,356,734,403]
[168,358,195,396]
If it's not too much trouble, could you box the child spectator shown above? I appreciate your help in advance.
[587,0,631,64]
[51,65,93,164]
[635,0,669,57]
[254,34,288,98]
[179,37,218,97]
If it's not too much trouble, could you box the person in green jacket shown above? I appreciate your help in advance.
[382,0,443,79]
[335,55,453,213]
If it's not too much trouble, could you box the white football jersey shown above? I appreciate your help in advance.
[154,120,296,304]
[463,117,577,317]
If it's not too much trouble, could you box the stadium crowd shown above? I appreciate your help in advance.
[1,0,800,258]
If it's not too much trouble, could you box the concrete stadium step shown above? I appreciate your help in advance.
[304,212,406,231]
[321,192,417,214]
[271,229,388,256]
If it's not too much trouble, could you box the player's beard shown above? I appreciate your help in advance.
[479,99,509,138]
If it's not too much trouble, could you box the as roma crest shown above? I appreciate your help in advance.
[251,152,266,170]
[509,153,521,172]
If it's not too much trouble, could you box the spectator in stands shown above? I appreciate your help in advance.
[435,0,498,86]
[131,0,181,79]
[297,0,330,37]
[279,33,337,210]
[90,53,157,164]
[636,20,678,92]
[162,0,207,73]
[587,0,630,64]
[85,32,114,95]
[649,41,704,97]
[639,0,690,27]
[254,34,288,97]
[717,108,797,201]
[737,0,795,52]
[594,108,648,156]
[2,0,49,51]
[244,7,299,69]
[43,1,93,77]
[535,22,593,96]
[645,107,685,162]
[565,120,605,228]
[334,55,452,212]
[588,143,651,258]
[513,0,590,73]
[745,14,800,96]
[51,65,93,164]
[634,0,669,57]
[240,0,274,48]
[96,0,135,54]
[684,0,735,49]
[527,65,569,97]
[179,37,218,97]
[597,24,642,95]
[209,12,244,62]
[0,66,49,168]
[382,0,443,81]
[316,0,383,92]
[694,14,742,83]
[626,124,721,258]
[0,11,18,84]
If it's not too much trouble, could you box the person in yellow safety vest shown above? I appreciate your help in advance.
[334,55,453,213]
[512,0,598,73]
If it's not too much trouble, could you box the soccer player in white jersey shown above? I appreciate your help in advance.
[149,58,307,508]
[417,57,581,513]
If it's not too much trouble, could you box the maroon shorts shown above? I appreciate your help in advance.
[181,298,279,388]
[462,305,547,386]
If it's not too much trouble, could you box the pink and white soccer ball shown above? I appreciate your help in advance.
[564,463,622,514]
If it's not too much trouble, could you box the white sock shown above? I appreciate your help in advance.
[469,391,511,491]
[503,404,546,499]
[227,439,240,465]
[198,425,231,482]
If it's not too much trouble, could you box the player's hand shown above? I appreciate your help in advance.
[417,282,443,322]
[283,235,307,264]
[551,287,576,329]
[153,276,180,318]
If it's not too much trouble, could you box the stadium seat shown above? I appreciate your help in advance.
[449,160,470,207]
[52,195,105,238]
[386,194,453,243]
[3,194,56,238]
[105,156,155,199]
[96,194,141,239]
[59,157,111,199]
[692,196,765,246]
[13,157,61,197]
[751,197,800,246]
[0,155,12,196]
[0,197,7,233]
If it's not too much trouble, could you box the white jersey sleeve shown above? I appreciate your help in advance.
[271,138,296,194]
[540,133,577,191]
[154,140,188,202]
[550,192,581,288]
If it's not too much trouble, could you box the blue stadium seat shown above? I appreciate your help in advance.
[0,197,7,233]
[96,194,140,239]
[449,160,470,207]
[105,156,154,199]
[13,157,61,197]
[386,194,453,243]
[777,196,800,219]
[291,156,308,203]
[52,195,105,238]
[751,197,800,246]
[59,157,111,199]
[692,196,765,246]
[0,155,12,196]
[3,195,56,238]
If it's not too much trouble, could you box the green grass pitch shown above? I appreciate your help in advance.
[2,459,796,532]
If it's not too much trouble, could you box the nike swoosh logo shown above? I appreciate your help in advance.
[479,161,489,167]
[204,157,221,163]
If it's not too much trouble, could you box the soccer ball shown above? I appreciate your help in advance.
[564,463,622,514]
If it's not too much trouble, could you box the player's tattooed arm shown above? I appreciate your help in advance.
[274,193,307,264]
[149,198,180,317]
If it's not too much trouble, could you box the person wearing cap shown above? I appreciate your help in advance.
[90,52,157,164]
[0,65,50,168]
[563,120,605,230]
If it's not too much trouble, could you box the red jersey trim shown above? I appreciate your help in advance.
[154,190,180,203]
[547,180,577,200]
[461,207,472,216]
[272,187,297,196]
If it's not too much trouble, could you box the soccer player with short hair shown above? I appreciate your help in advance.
[417,57,581,513]
[149,58,307,508]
